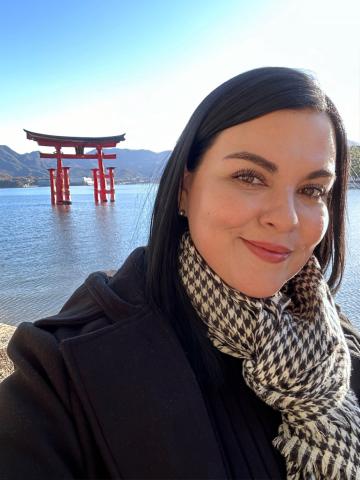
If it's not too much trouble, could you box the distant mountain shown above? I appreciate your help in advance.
[0,146,171,183]
[0,146,47,177]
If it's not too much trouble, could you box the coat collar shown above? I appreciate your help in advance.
[60,307,227,479]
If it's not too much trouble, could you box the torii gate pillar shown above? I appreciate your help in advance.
[53,147,71,205]
[97,146,107,203]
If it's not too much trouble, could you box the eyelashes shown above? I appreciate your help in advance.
[231,168,330,199]
[232,168,266,185]
[298,185,328,199]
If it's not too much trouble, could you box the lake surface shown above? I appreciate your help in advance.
[0,185,359,328]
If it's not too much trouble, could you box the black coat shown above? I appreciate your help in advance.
[1,248,359,480]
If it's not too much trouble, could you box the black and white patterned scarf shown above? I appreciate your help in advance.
[178,232,360,480]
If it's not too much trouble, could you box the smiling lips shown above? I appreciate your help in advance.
[242,239,293,263]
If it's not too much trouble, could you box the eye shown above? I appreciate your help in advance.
[232,169,266,186]
[299,184,328,199]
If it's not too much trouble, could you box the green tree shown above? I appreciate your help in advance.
[350,146,360,177]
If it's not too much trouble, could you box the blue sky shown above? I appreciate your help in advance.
[1,0,359,153]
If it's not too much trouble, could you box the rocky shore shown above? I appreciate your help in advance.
[0,323,16,381]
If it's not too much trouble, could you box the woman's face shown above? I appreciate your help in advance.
[180,109,336,297]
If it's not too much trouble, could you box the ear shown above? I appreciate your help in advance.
[178,168,193,213]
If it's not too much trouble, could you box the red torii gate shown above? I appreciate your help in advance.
[24,130,125,205]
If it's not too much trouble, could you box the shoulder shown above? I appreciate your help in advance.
[337,307,360,359]
[34,246,148,341]
[5,247,149,368]
[337,307,360,399]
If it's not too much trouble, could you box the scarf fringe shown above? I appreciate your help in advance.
[273,433,360,480]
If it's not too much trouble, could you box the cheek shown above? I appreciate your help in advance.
[303,205,329,247]
[187,183,229,223]
[199,192,262,229]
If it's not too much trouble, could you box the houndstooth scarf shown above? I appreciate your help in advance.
[178,232,360,480]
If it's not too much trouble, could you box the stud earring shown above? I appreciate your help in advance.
[179,209,186,217]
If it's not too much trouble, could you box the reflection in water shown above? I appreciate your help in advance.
[0,185,359,327]
[49,205,79,267]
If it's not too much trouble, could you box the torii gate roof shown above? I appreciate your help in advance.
[24,129,126,148]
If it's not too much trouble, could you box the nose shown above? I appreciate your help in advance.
[259,190,299,232]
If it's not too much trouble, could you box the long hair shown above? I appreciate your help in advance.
[145,67,349,383]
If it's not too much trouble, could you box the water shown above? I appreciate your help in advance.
[0,186,359,328]
[0,185,157,325]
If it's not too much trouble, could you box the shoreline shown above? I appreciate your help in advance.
[0,323,15,381]
[0,180,160,189]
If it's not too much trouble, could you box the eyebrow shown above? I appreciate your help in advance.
[224,151,336,180]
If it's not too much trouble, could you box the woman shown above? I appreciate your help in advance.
[1,67,360,479]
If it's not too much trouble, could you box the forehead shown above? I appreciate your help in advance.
[209,109,336,170]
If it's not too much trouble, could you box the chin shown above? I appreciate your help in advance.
[231,281,285,299]
[228,267,300,299]
[239,289,280,299]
